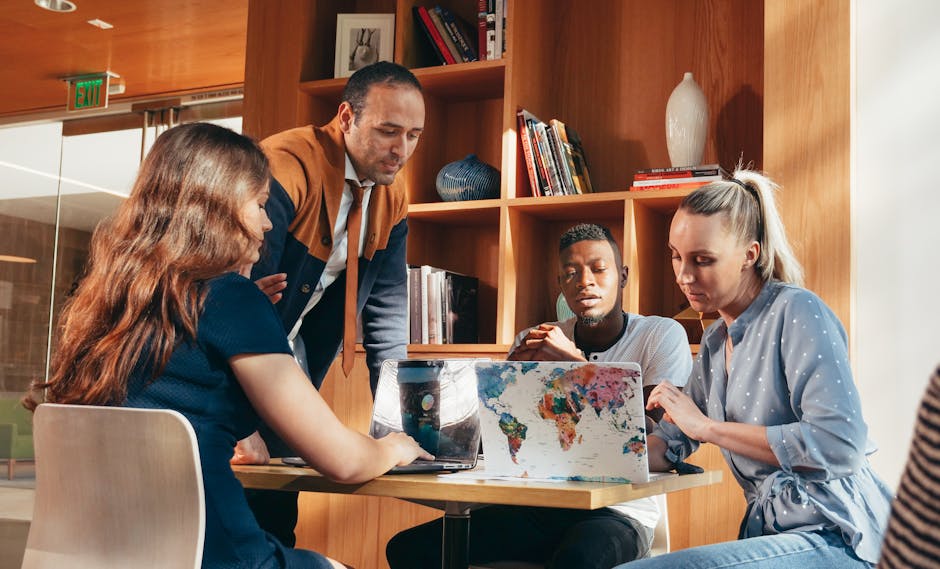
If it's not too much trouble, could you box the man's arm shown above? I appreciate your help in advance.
[360,218,409,395]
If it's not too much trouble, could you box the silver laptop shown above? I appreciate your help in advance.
[282,359,482,473]
[370,359,482,473]
[474,361,649,482]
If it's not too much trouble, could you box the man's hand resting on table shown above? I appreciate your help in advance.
[231,430,270,465]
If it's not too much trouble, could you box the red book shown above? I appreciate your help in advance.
[629,180,712,192]
[417,6,457,64]
[517,110,541,196]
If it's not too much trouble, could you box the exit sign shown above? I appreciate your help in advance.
[66,74,110,111]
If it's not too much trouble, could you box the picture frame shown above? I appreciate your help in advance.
[334,13,396,79]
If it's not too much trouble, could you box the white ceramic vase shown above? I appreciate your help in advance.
[665,72,708,168]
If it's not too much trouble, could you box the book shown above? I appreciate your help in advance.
[415,6,457,65]
[517,110,542,196]
[629,180,712,191]
[419,265,433,343]
[633,168,722,181]
[444,271,479,343]
[516,109,596,197]
[632,174,723,187]
[635,163,721,176]
[485,0,496,61]
[437,5,478,63]
[428,6,464,63]
[494,0,504,60]
[407,265,479,344]
[477,0,488,60]
[548,119,579,195]
[408,266,423,343]
[413,7,448,65]
[559,123,594,193]
[532,120,563,196]
[426,268,444,344]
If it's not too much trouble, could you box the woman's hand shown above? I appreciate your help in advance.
[507,324,585,361]
[379,432,435,466]
[231,431,271,465]
[254,273,287,304]
[646,381,713,442]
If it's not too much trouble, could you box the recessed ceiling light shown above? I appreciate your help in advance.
[87,18,113,29]
[35,0,77,12]
[0,255,38,264]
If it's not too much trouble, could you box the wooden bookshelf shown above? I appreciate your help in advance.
[239,1,853,567]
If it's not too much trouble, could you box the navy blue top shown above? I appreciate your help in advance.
[125,272,332,569]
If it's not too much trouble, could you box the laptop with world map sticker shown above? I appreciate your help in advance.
[474,361,649,483]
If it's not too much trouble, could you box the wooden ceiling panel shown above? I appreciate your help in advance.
[0,0,248,117]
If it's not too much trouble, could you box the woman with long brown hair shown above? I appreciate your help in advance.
[27,122,429,569]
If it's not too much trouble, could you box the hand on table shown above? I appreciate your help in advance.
[231,430,271,465]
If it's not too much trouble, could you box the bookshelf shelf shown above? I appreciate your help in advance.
[298,59,505,102]
[407,199,501,222]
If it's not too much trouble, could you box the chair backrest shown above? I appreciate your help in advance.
[22,404,205,569]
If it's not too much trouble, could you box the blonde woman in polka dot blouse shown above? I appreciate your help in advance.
[614,169,892,569]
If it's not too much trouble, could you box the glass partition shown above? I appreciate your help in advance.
[0,105,242,484]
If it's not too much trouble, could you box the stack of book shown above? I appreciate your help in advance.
[477,0,506,60]
[413,5,478,65]
[630,164,726,191]
[408,265,479,345]
[517,108,594,197]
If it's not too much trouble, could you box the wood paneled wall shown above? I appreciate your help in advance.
[764,0,851,326]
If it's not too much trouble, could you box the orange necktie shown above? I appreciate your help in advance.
[342,184,365,376]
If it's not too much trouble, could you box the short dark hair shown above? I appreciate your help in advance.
[342,61,422,120]
[559,223,621,261]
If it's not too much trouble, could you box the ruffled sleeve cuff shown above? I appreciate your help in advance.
[766,424,794,473]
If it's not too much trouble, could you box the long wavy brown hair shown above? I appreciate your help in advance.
[25,122,269,410]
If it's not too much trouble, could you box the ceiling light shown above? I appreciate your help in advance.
[35,0,77,12]
[0,255,38,264]
[87,18,113,29]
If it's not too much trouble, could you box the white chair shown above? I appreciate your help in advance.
[21,404,205,569]
[470,494,670,569]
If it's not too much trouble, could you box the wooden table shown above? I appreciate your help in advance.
[234,463,722,569]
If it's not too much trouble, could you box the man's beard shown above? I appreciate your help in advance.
[577,313,605,327]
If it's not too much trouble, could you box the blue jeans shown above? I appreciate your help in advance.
[612,530,873,569]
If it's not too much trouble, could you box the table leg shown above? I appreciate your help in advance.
[442,501,471,569]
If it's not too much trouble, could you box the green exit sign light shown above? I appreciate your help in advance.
[67,74,110,111]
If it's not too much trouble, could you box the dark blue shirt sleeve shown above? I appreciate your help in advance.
[200,273,293,360]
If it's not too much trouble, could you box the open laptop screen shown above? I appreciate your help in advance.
[370,359,481,463]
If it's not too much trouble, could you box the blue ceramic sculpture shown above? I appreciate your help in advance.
[436,154,500,201]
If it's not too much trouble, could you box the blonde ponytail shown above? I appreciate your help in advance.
[679,167,804,286]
